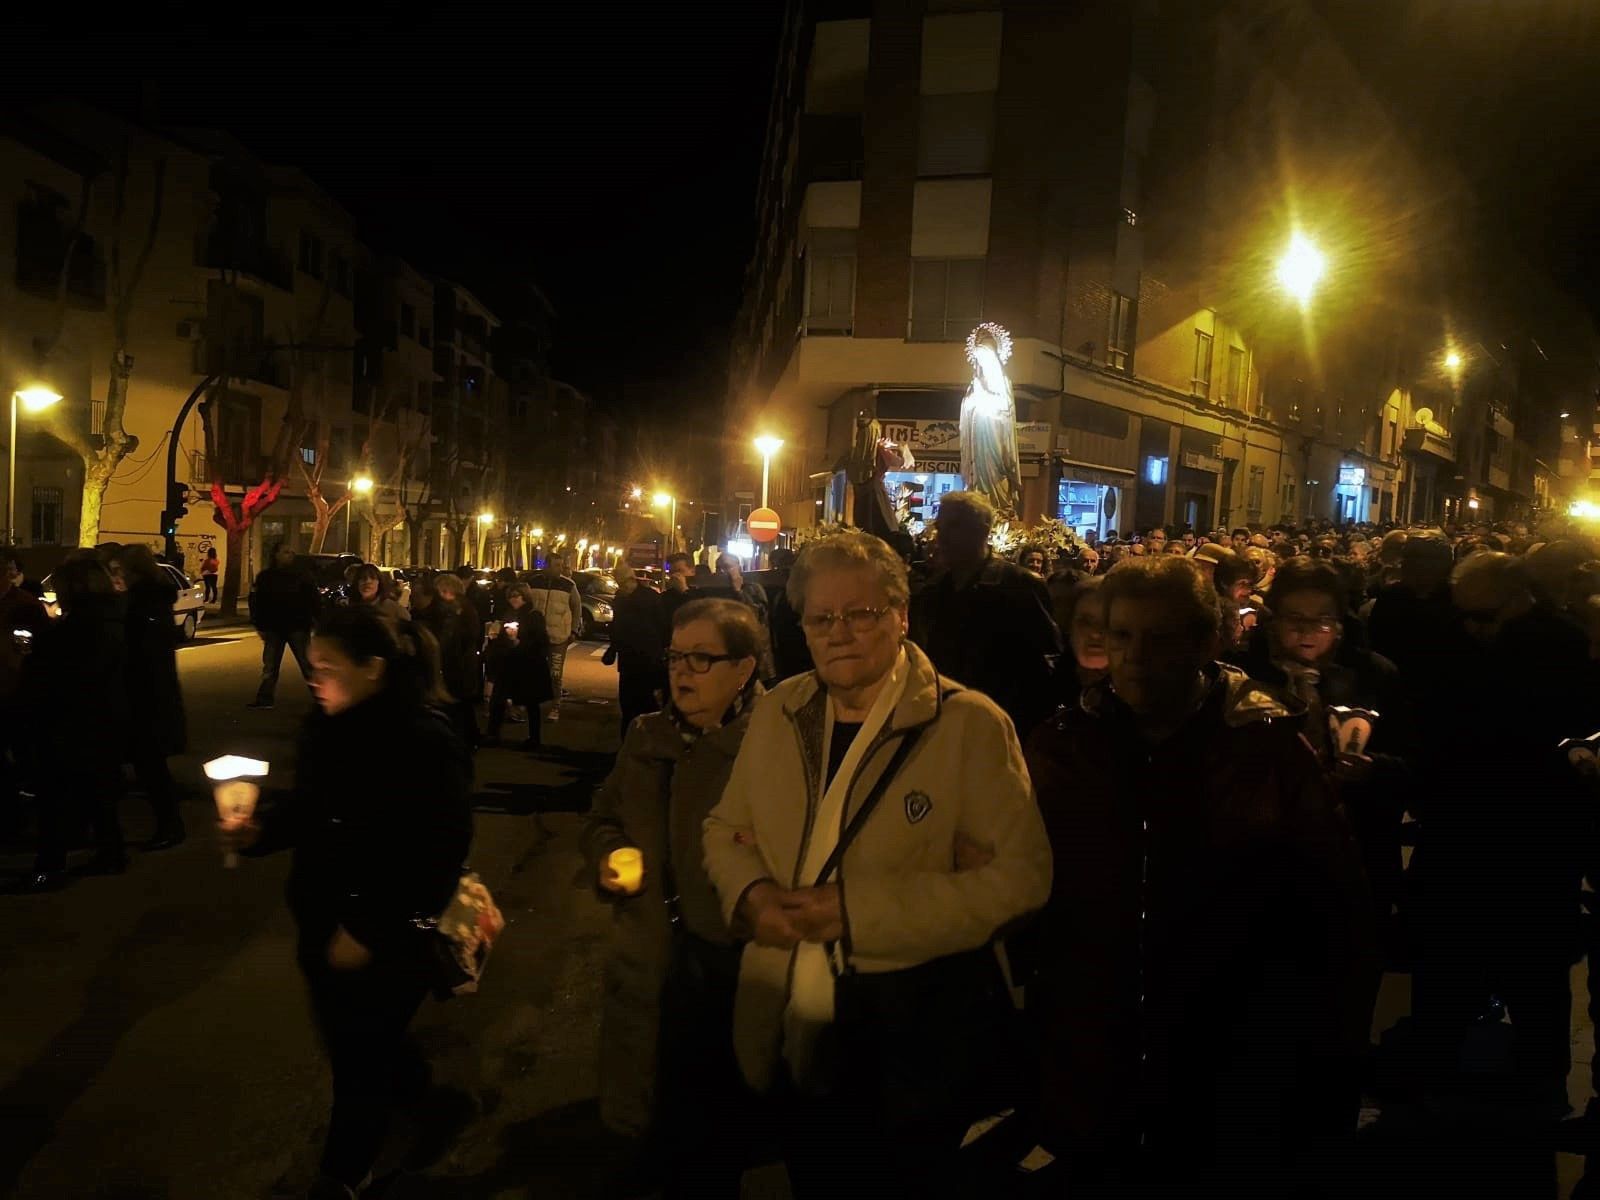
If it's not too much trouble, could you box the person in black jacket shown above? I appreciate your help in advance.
[115,545,189,850]
[483,585,554,748]
[603,571,668,737]
[25,553,131,890]
[248,543,320,709]
[222,607,472,1198]
[417,572,481,749]
[908,489,1061,740]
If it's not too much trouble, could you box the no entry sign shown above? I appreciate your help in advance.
[748,507,781,544]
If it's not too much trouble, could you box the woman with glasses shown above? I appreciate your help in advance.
[1233,556,1413,953]
[704,529,1051,1198]
[582,598,763,1198]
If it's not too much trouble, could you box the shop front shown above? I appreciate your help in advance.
[1056,465,1130,541]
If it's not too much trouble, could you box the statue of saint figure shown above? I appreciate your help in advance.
[959,321,1022,519]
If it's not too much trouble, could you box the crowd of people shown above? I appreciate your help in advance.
[10,489,1600,1197]
[582,491,1600,1199]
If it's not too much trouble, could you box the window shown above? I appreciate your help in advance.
[30,486,63,544]
[1225,345,1246,407]
[1144,455,1168,486]
[418,324,432,348]
[1192,330,1214,399]
[300,446,317,466]
[329,253,351,297]
[916,92,995,176]
[1247,465,1265,521]
[805,237,856,333]
[909,258,984,341]
[1108,293,1135,372]
[399,303,416,338]
[1282,479,1297,518]
[297,230,324,280]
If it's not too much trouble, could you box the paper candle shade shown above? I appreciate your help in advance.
[1326,706,1379,758]
[607,847,644,895]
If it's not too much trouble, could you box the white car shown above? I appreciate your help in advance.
[164,564,207,640]
[41,563,207,641]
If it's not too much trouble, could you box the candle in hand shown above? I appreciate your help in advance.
[205,756,269,868]
[607,847,644,895]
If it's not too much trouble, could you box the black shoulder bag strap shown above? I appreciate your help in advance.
[811,727,924,889]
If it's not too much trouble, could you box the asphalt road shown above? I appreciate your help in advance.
[0,629,631,1200]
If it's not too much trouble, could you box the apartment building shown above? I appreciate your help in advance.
[727,0,1576,539]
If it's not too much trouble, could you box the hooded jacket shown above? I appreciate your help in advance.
[703,641,1052,1091]
[1024,665,1377,1180]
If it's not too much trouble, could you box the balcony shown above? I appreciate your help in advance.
[195,232,292,292]
[1402,425,1455,464]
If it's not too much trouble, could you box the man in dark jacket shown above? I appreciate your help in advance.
[909,489,1060,740]
[248,543,320,709]
[1025,556,1377,1193]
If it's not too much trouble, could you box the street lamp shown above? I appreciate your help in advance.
[475,510,495,566]
[344,474,374,554]
[8,386,63,546]
[1275,232,1326,308]
[753,435,784,509]
[1444,351,1463,372]
[653,490,678,555]
[630,486,643,501]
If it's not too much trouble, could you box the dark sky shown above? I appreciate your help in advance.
[10,2,1598,424]
[12,8,784,423]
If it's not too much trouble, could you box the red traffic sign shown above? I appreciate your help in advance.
[748,507,782,544]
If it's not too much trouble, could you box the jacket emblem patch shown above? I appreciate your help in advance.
[904,791,932,825]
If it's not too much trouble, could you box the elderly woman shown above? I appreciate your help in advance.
[704,529,1052,1197]
[583,598,763,1198]
[1049,575,1108,713]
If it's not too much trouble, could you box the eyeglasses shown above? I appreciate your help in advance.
[663,650,741,674]
[801,607,892,635]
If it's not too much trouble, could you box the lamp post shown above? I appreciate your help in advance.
[477,511,495,565]
[345,474,373,555]
[8,386,63,546]
[653,491,677,555]
[753,435,783,509]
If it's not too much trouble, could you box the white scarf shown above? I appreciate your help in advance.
[783,647,910,1079]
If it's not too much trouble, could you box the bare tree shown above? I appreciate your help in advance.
[35,146,167,546]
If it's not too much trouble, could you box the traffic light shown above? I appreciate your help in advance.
[161,481,190,538]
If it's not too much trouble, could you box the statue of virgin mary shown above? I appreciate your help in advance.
[959,322,1022,519]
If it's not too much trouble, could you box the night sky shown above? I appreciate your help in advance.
[11,8,785,426]
[9,3,1599,431]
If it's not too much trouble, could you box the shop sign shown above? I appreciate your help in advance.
[879,418,1054,457]
[1181,450,1224,473]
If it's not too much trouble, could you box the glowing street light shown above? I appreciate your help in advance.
[351,474,374,495]
[531,526,544,540]
[653,491,679,554]
[478,511,495,525]
[1275,232,1326,308]
[8,385,63,546]
[1444,350,1463,373]
[344,474,375,553]
[753,435,784,509]
[630,486,643,501]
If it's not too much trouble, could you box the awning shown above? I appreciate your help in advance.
[1059,461,1135,488]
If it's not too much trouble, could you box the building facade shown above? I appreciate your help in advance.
[726,1,1580,543]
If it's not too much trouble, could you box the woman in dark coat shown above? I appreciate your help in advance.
[116,545,189,849]
[223,608,472,1198]
[25,553,130,889]
[581,597,763,1198]
[416,572,481,749]
[484,584,554,748]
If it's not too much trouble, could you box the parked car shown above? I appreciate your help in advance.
[40,563,207,641]
[573,569,616,639]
